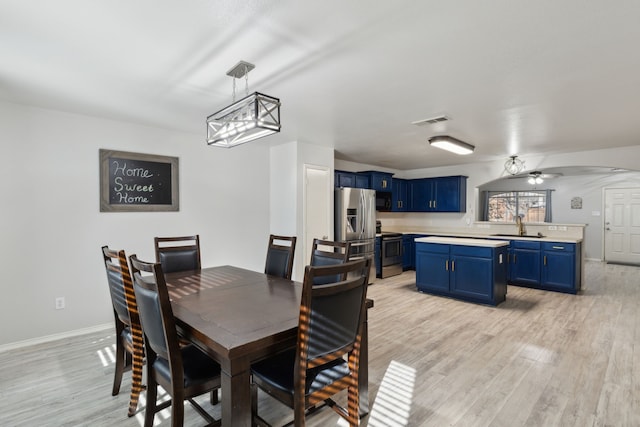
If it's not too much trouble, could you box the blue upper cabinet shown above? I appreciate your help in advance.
[435,176,467,212]
[335,170,370,188]
[360,171,393,192]
[410,176,467,212]
[392,178,408,212]
[335,170,355,188]
[354,173,370,188]
[337,170,466,213]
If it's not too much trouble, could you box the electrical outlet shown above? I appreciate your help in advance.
[55,297,65,310]
[548,225,557,230]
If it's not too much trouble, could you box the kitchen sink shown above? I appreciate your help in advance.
[490,233,544,238]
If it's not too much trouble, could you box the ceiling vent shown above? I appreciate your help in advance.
[411,115,450,126]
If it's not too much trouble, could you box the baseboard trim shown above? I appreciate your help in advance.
[0,323,112,353]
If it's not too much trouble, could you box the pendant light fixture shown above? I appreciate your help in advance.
[428,135,475,155]
[206,61,281,148]
[504,155,524,175]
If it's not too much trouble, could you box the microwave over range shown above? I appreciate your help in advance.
[375,191,392,211]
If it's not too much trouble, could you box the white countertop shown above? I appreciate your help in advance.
[415,236,510,247]
[385,229,582,244]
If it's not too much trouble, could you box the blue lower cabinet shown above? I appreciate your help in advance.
[416,243,450,292]
[402,234,415,270]
[507,240,581,294]
[509,241,541,286]
[541,242,581,293]
[416,242,507,306]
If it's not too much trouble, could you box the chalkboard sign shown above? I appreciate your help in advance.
[100,149,179,212]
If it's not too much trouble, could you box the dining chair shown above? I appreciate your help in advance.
[310,238,351,285]
[129,254,222,427]
[101,246,144,417]
[264,234,297,280]
[251,258,372,427]
[154,235,201,273]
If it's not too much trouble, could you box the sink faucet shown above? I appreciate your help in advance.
[516,215,525,236]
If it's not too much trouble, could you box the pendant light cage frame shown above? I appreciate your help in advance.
[206,60,281,148]
[207,91,281,148]
[504,155,524,175]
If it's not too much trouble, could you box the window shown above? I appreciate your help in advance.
[486,190,549,223]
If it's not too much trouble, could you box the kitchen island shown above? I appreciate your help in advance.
[415,236,509,306]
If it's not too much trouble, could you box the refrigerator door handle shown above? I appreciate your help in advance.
[359,190,365,238]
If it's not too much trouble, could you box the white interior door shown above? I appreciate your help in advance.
[303,164,332,269]
[604,187,640,265]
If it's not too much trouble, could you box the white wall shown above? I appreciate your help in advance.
[269,141,334,281]
[270,141,298,234]
[0,101,271,346]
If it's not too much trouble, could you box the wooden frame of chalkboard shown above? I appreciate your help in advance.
[99,149,179,212]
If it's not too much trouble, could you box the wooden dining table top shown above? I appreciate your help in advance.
[165,265,302,363]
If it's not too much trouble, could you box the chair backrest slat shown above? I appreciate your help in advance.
[310,239,351,285]
[154,235,201,273]
[264,234,297,280]
[298,258,371,362]
[102,246,138,327]
[129,255,181,365]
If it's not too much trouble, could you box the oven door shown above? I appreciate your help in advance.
[381,237,402,266]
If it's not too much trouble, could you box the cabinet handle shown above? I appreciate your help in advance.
[382,179,387,189]
[445,260,449,271]
[451,260,455,271]
[434,200,436,209]
[513,254,517,264]
[552,246,564,250]
[544,255,547,266]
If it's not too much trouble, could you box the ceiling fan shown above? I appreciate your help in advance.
[505,170,563,180]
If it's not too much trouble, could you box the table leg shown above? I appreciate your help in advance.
[359,311,370,418]
[221,360,252,427]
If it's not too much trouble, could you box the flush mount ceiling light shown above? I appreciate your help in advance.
[428,135,475,155]
[206,60,281,148]
[528,171,544,185]
[504,155,525,175]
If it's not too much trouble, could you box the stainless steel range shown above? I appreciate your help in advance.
[376,221,403,278]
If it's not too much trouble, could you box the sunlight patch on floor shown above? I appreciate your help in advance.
[521,343,556,363]
[97,343,117,367]
[368,360,416,427]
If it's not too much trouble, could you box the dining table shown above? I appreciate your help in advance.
[164,265,373,427]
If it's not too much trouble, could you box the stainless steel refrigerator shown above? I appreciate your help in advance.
[335,188,376,268]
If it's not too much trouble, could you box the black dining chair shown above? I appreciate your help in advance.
[154,235,201,273]
[250,258,372,427]
[129,254,222,427]
[264,234,297,280]
[310,238,351,285]
[101,246,144,417]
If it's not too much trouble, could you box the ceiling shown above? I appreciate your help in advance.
[2,1,640,170]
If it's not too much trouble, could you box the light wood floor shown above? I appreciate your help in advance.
[1,260,639,426]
